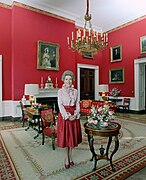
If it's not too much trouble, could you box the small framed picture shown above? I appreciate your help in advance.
[37,41,60,71]
[110,44,122,62]
[140,36,146,54]
[82,52,94,59]
[109,68,124,84]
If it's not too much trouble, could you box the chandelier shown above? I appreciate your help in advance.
[67,0,108,55]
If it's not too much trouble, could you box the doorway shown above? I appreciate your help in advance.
[80,68,95,100]
[134,58,146,111]
[77,64,99,100]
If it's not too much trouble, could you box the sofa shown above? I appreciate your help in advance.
[80,100,116,115]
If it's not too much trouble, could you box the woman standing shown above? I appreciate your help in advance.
[57,70,82,169]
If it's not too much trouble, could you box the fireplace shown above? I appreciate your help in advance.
[36,88,59,112]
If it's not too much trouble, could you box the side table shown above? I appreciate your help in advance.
[84,122,121,171]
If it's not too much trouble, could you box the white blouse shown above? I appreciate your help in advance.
[57,87,80,120]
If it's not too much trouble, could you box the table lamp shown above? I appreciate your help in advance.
[24,84,39,105]
[99,84,109,101]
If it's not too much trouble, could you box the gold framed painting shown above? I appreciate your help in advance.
[82,52,94,59]
[109,68,124,84]
[110,44,122,62]
[140,36,146,54]
[37,41,60,71]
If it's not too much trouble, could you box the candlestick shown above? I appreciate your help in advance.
[97,32,98,41]
[55,77,58,89]
[106,33,108,42]
[41,77,43,84]
[104,33,106,42]
[67,37,69,45]
[89,28,91,36]
[40,83,44,89]
[40,77,44,89]
[83,29,86,37]
[72,32,74,40]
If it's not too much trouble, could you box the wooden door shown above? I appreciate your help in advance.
[80,68,95,100]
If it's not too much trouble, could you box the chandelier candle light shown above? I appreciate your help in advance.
[67,0,108,55]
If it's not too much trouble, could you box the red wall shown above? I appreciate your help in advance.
[0,6,12,100]
[101,19,146,97]
[0,3,146,101]
[11,5,76,100]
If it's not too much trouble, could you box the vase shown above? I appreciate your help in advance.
[99,120,108,127]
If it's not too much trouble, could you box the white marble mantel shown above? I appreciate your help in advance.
[36,88,59,98]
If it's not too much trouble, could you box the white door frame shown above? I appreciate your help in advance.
[134,58,146,111]
[77,64,99,100]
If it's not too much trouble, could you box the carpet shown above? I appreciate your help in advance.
[1,118,146,180]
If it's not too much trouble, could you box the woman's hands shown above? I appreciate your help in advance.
[69,115,76,121]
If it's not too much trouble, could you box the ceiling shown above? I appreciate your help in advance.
[1,0,146,32]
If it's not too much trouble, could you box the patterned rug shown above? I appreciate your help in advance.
[1,118,146,180]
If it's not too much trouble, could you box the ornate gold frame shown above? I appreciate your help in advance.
[110,44,122,62]
[140,36,146,54]
[109,68,124,84]
[37,41,60,71]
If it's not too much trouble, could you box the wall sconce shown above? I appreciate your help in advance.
[99,84,109,101]
[24,84,39,105]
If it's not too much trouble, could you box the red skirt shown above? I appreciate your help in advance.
[57,106,82,148]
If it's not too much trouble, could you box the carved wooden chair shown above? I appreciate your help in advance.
[41,108,57,150]
[19,101,30,127]
[116,98,130,113]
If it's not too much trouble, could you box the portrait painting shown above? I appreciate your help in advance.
[109,68,124,84]
[140,36,146,54]
[82,52,94,59]
[110,44,122,62]
[37,41,60,71]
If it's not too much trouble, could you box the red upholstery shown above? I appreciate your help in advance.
[116,98,130,112]
[41,109,54,126]
[43,126,57,137]
[24,114,29,119]
[41,109,57,150]
[80,100,117,115]
[80,100,92,109]
[19,101,29,127]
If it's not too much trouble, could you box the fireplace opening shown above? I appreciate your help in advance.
[36,97,59,113]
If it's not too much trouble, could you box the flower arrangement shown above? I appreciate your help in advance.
[87,105,115,126]
[110,87,121,97]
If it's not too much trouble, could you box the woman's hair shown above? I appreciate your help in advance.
[61,70,75,81]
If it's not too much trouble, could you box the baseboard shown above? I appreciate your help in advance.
[0,116,21,121]
[129,110,146,114]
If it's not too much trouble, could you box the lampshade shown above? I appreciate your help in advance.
[99,84,109,92]
[24,84,39,95]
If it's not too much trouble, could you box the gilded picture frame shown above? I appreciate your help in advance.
[110,44,122,62]
[37,41,60,71]
[140,36,146,54]
[82,52,94,59]
[109,68,124,84]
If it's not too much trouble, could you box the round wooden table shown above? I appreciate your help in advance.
[84,121,121,171]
